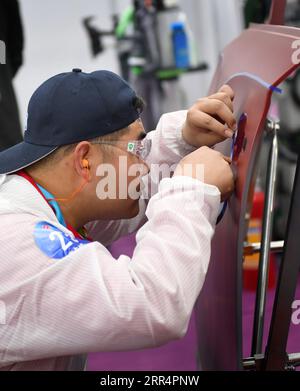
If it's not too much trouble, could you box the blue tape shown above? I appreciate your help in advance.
[224,71,282,94]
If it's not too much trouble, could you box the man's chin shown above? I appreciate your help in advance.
[97,199,140,220]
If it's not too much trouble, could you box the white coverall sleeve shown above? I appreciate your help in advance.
[0,176,220,363]
[87,110,197,246]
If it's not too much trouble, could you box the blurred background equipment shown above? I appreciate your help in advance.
[0,0,24,151]
[83,0,208,129]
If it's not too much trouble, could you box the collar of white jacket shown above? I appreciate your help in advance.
[0,174,58,223]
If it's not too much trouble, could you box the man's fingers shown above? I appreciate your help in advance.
[222,155,236,183]
[207,92,234,112]
[218,84,235,100]
[189,110,233,138]
[196,99,237,131]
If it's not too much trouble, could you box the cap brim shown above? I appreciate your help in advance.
[0,142,58,175]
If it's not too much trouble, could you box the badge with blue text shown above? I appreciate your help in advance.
[34,221,89,259]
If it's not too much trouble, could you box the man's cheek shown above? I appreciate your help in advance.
[127,163,145,198]
[128,175,142,200]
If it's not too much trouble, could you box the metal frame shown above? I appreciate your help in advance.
[251,118,280,356]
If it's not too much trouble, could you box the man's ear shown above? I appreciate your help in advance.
[73,141,99,180]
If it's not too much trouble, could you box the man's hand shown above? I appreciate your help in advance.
[182,85,236,148]
[174,146,234,201]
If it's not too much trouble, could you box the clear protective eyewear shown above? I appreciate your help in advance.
[92,138,152,161]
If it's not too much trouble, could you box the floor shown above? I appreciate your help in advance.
[87,234,300,371]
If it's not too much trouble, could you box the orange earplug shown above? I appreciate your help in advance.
[82,159,89,169]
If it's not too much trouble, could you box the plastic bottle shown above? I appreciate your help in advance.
[171,21,190,69]
[178,12,198,68]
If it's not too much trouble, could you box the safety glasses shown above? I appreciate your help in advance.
[92,138,152,161]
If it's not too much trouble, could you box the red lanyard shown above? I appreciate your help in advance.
[16,170,90,241]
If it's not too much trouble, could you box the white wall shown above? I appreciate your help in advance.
[15,0,124,128]
[14,0,243,129]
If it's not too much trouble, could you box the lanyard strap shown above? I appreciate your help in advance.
[36,184,66,227]
[15,170,89,240]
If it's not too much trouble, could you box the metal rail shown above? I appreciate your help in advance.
[251,119,280,356]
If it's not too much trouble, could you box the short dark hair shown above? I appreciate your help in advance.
[133,96,145,115]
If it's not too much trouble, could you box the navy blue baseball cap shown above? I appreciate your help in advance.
[0,69,140,174]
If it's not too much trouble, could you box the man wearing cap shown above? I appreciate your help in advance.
[0,69,235,371]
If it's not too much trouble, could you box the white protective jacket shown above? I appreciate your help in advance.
[0,111,220,371]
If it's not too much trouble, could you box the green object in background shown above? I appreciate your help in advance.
[157,68,184,79]
[115,6,134,39]
[131,66,186,80]
[131,66,143,76]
